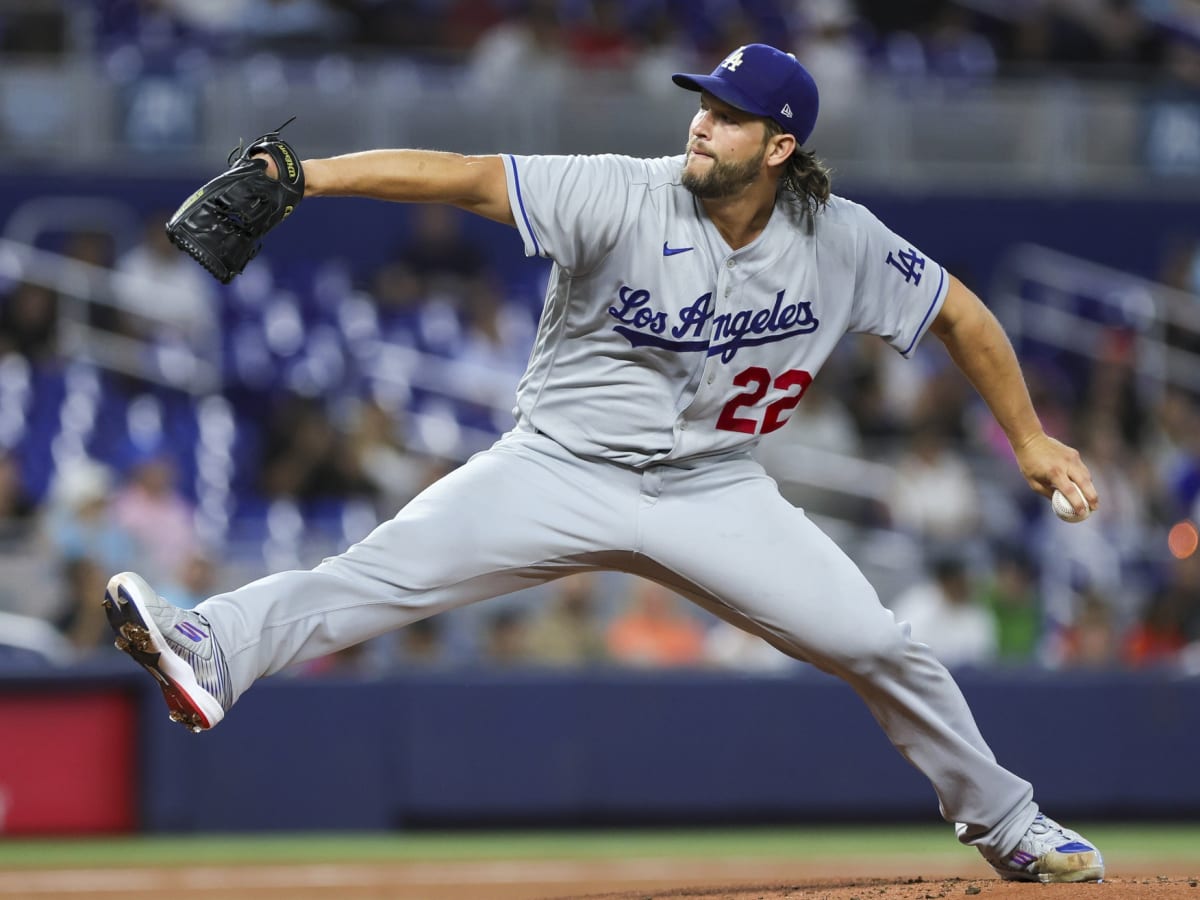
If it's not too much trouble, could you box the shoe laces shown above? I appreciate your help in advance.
[1017,814,1080,854]
[1029,814,1058,836]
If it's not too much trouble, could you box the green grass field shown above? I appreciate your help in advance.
[1,824,1196,869]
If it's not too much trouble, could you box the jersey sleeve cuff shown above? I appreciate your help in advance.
[503,154,543,259]
[898,264,948,358]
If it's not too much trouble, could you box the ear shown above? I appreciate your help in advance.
[766,132,796,168]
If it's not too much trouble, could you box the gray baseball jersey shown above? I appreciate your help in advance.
[503,153,947,466]
[197,152,1038,860]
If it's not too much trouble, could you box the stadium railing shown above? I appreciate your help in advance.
[994,241,1200,396]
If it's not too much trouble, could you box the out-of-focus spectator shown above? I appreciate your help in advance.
[889,417,981,542]
[368,207,493,355]
[1082,328,1147,450]
[757,378,862,462]
[606,580,705,667]
[700,3,759,58]
[392,204,491,306]
[525,573,608,666]
[345,398,443,515]
[154,0,242,34]
[43,456,137,575]
[464,0,566,97]
[843,341,906,451]
[1014,0,1161,72]
[921,4,996,81]
[891,552,997,669]
[753,380,873,520]
[1159,233,1200,302]
[53,556,111,657]
[296,641,372,678]
[328,1,443,51]
[0,281,58,363]
[482,607,530,666]
[1156,234,1200,371]
[441,0,508,54]
[112,450,198,582]
[631,8,697,96]
[1124,552,1200,668]
[57,230,122,338]
[397,616,447,668]
[566,0,634,68]
[1037,420,1143,629]
[161,0,356,48]
[704,620,797,673]
[789,0,868,111]
[369,257,425,326]
[113,210,217,346]
[0,453,36,542]
[846,337,945,451]
[225,0,355,47]
[1123,590,1189,669]
[61,229,117,272]
[1038,497,1128,631]
[910,360,973,443]
[854,0,946,37]
[976,544,1041,664]
[1051,588,1120,669]
[260,394,373,501]
[1070,417,1150,583]
[451,290,535,425]
[92,0,201,57]
[1144,386,1200,520]
[160,551,218,610]
[60,226,118,277]
[1143,31,1200,176]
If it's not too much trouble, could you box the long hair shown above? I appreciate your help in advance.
[763,119,832,217]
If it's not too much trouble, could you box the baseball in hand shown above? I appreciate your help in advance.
[1051,483,1091,523]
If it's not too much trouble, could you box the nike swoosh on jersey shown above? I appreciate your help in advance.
[662,242,694,256]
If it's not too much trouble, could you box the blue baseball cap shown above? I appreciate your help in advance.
[673,44,820,145]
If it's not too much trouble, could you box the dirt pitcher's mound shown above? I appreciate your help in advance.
[559,875,1200,900]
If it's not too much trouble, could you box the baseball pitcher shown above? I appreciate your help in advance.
[107,43,1103,883]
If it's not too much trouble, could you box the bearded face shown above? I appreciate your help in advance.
[681,141,767,199]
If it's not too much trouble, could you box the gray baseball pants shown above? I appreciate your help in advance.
[198,428,1036,856]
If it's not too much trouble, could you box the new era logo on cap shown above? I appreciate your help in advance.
[672,43,820,145]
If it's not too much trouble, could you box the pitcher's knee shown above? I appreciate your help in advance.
[824,619,912,680]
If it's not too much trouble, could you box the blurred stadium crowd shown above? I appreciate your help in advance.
[3,0,1196,79]
[2,0,1200,680]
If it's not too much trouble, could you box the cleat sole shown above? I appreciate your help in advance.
[103,578,222,733]
[1036,865,1106,884]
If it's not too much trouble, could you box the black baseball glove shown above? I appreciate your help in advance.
[166,118,305,284]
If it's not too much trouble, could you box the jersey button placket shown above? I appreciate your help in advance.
[712,260,736,387]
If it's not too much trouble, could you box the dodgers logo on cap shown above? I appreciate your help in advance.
[672,44,820,145]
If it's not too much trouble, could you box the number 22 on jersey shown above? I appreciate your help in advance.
[715,366,813,435]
